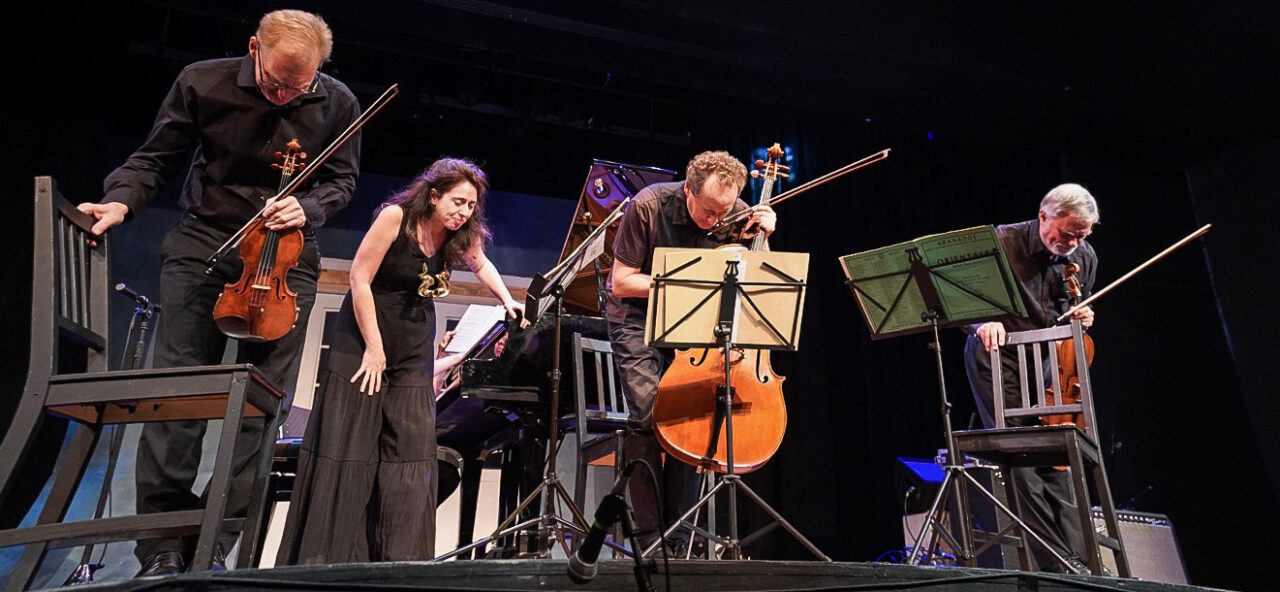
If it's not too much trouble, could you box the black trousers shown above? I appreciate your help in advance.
[963,334,1086,570]
[133,215,319,561]
[607,321,700,548]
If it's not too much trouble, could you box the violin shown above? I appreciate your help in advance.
[652,143,790,473]
[211,140,306,342]
[1043,262,1094,426]
[205,84,401,341]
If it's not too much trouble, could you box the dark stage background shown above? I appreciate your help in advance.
[4,2,1279,590]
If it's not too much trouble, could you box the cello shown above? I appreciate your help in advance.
[652,144,789,473]
[211,140,307,342]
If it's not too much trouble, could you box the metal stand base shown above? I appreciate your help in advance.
[643,473,830,561]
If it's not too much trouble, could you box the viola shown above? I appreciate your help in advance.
[652,143,790,474]
[211,140,306,342]
[1043,262,1094,426]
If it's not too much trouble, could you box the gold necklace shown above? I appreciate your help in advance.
[418,264,451,298]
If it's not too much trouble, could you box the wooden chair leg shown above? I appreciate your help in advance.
[5,424,101,592]
[0,397,53,506]
[1003,467,1034,571]
[193,381,248,570]
[238,412,281,568]
[574,433,588,515]
[1092,459,1131,577]
[1066,442,1100,575]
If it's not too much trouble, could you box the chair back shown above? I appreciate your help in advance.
[991,320,1098,439]
[571,333,629,431]
[26,177,111,395]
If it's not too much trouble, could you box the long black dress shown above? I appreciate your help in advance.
[277,213,449,564]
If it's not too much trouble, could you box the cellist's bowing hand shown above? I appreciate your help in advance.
[975,321,1008,351]
[1070,305,1095,329]
[76,202,129,247]
[263,195,307,230]
[738,205,777,239]
[351,346,387,395]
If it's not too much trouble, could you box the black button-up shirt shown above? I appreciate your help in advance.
[103,55,361,232]
[983,218,1097,332]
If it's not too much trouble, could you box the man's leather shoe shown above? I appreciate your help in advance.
[135,551,184,578]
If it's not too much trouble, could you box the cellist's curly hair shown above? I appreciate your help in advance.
[685,151,747,197]
[382,157,491,268]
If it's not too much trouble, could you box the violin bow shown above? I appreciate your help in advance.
[206,83,401,271]
[706,148,890,236]
[1056,223,1212,323]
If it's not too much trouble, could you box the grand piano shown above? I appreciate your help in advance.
[434,312,607,553]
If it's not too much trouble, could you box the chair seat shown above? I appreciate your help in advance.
[44,364,284,425]
[953,424,1100,467]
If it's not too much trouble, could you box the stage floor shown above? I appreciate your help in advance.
[65,559,1231,592]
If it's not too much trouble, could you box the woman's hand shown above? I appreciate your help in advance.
[351,347,387,395]
[504,299,529,329]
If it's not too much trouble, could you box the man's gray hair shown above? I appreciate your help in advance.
[1040,183,1100,224]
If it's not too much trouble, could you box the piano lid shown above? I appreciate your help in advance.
[556,160,676,314]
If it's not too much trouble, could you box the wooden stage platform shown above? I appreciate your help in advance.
[66,559,1230,592]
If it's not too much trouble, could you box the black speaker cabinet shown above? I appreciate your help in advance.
[1092,508,1188,584]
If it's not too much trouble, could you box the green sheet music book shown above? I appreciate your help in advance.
[839,225,1027,338]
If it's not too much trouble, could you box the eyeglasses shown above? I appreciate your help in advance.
[255,49,319,95]
[1058,227,1092,241]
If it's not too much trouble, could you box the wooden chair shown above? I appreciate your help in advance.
[569,333,629,513]
[0,177,284,589]
[953,321,1130,576]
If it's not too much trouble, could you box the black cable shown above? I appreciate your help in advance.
[627,455,668,592]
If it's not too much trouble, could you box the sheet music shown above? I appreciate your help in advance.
[443,304,507,354]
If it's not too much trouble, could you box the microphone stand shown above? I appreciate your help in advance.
[64,284,159,586]
[620,502,655,592]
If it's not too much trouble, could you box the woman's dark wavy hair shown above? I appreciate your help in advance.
[380,157,491,268]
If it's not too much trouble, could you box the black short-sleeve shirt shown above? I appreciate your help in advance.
[605,181,750,325]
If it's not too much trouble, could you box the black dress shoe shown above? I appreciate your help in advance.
[135,551,184,578]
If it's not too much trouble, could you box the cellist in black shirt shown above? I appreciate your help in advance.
[76,9,360,577]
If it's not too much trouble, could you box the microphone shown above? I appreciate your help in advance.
[567,463,635,584]
[115,283,159,310]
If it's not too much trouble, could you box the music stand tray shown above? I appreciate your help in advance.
[643,247,828,561]
[839,225,1026,339]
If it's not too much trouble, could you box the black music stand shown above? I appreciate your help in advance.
[433,198,632,561]
[644,247,827,560]
[840,226,1070,568]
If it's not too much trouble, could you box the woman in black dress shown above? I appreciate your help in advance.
[278,157,523,564]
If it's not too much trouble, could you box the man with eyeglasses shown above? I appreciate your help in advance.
[962,183,1100,574]
[76,9,360,577]
[606,151,775,557]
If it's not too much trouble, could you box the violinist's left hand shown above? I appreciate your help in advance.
[263,196,307,230]
[1071,305,1095,329]
[739,205,777,239]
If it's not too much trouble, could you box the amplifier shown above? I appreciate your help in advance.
[1092,508,1188,584]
